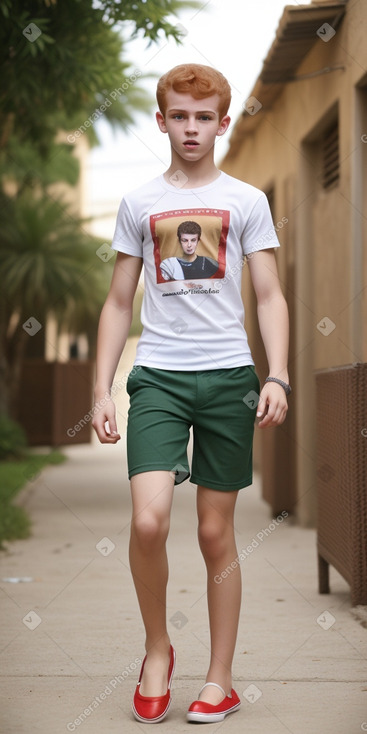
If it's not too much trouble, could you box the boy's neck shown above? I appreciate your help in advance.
[164,153,221,189]
[179,253,197,262]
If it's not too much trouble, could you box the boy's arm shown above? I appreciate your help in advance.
[247,249,289,428]
[92,252,143,443]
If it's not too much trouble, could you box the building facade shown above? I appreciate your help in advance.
[221,0,367,525]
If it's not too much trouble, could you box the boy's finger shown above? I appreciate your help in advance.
[101,425,121,442]
[256,396,266,417]
[92,414,120,443]
[106,417,118,435]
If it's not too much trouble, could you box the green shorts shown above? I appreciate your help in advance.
[126,365,260,492]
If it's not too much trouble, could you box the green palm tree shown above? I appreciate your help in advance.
[0,192,111,416]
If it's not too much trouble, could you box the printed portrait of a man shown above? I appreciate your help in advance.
[160,221,218,281]
[150,209,229,284]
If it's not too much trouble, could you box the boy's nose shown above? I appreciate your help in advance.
[185,118,198,134]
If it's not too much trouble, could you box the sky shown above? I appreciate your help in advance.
[87,0,312,239]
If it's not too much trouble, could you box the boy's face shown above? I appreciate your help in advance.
[179,233,199,256]
[156,90,230,162]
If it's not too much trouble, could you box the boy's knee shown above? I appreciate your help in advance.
[131,513,169,548]
[197,520,228,558]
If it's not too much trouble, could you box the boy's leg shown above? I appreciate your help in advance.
[196,485,241,704]
[129,470,175,697]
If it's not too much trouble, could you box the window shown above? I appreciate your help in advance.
[321,121,339,190]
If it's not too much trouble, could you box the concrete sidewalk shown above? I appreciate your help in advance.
[1,360,366,733]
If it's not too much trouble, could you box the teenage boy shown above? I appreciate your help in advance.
[92,63,290,725]
[160,220,218,280]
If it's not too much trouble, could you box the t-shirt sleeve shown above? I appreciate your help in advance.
[111,197,143,256]
[241,192,280,256]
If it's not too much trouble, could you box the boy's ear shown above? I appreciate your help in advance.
[217,115,231,137]
[156,111,168,133]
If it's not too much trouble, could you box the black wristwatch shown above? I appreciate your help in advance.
[265,376,292,396]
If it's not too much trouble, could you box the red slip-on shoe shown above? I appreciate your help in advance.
[132,645,176,724]
[187,682,241,723]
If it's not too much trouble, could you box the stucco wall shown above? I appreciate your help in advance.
[221,0,367,525]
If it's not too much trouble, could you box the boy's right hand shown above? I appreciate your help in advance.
[92,397,121,444]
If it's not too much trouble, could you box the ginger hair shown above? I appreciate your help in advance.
[156,64,231,121]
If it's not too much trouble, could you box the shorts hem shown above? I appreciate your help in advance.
[190,474,253,492]
[128,464,190,485]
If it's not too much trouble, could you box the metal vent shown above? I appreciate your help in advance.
[322,121,339,190]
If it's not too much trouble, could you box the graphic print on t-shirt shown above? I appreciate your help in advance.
[150,208,230,284]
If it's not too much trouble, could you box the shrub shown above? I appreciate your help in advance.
[0,415,28,461]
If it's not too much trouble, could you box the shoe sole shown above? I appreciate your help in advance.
[132,698,171,724]
[187,702,241,723]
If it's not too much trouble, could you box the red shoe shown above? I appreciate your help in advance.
[132,645,176,723]
[187,682,241,723]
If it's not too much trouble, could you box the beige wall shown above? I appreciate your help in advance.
[221,0,367,525]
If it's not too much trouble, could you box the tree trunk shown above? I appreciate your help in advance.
[0,305,10,416]
[1,323,30,420]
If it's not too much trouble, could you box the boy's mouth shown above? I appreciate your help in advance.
[184,140,199,148]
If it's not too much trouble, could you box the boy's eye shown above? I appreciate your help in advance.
[170,114,213,121]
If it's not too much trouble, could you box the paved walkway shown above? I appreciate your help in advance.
[1,346,366,733]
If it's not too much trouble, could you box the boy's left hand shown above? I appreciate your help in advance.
[256,382,288,428]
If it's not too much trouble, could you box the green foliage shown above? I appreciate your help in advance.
[100,0,199,41]
[0,137,80,191]
[0,190,111,414]
[4,195,87,302]
[0,0,199,153]
[0,504,30,546]
[0,416,28,461]
[0,0,200,192]
[0,451,65,501]
[0,449,65,547]
[0,191,109,325]
[1,17,144,151]
[0,0,201,419]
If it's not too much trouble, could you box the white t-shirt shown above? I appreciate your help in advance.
[111,171,280,370]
